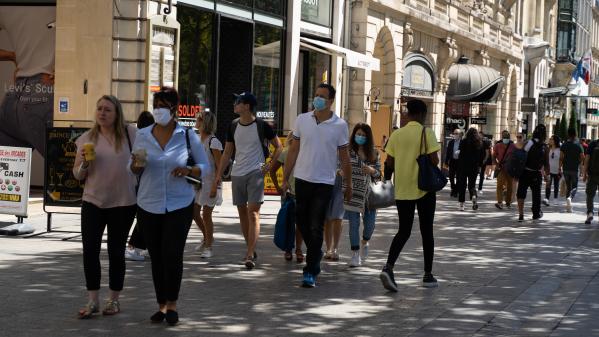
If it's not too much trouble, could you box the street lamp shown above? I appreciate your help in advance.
[367,87,381,112]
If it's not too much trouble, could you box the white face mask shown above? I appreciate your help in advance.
[153,108,172,126]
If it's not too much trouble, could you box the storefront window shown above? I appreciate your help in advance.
[218,0,253,8]
[255,0,284,16]
[253,24,282,123]
[299,51,330,114]
[177,6,214,123]
[301,0,332,27]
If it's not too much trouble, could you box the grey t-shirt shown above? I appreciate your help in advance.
[227,119,275,177]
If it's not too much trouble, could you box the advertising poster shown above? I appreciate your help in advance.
[0,5,56,157]
[264,137,285,195]
[0,146,32,217]
[44,127,87,207]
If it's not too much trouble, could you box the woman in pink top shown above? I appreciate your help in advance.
[73,95,137,319]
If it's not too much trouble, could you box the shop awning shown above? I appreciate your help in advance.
[300,37,380,72]
[446,63,505,102]
[539,87,568,97]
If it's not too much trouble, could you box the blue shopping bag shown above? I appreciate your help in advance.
[273,195,296,251]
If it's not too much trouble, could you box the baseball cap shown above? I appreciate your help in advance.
[233,92,257,107]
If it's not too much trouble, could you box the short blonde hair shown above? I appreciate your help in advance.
[201,110,217,134]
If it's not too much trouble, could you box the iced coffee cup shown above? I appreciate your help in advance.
[83,143,96,161]
[132,148,147,167]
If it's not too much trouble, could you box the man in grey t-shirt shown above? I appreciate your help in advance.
[0,7,56,156]
[216,92,281,270]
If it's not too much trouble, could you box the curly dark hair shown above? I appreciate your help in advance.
[464,127,482,149]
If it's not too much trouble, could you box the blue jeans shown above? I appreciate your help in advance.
[346,208,376,251]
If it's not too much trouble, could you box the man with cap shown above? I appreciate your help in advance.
[216,92,282,269]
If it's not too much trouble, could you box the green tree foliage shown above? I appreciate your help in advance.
[569,109,578,135]
[559,116,568,140]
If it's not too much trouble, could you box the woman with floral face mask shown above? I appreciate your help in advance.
[129,87,211,326]
[343,123,381,267]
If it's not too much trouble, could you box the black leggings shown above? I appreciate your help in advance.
[128,224,146,249]
[295,178,334,277]
[457,170,479,203]
[138,203,193,304]
[385,192,436,273]
[545,173,560,199]
[81,202,136,291]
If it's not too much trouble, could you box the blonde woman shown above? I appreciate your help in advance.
[73,95,137,318]
[193,110,223,258]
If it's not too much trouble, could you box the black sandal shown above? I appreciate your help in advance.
[166,310,179,326]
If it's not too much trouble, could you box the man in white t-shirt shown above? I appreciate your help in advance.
[216,92,282,270]
[282,83,352,288]
[0,7,55,156]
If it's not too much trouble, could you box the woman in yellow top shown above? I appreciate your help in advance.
[379,99,441,293]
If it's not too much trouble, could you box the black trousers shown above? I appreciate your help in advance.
[138,203,193,304]
[81,202,136,291]
[478,165,486,190]
[295,178,334,276]
[457,170,479,203]
[545,173,560,199]
[448,159,458,195]
[385,192,436,274]
[517,170,542,217]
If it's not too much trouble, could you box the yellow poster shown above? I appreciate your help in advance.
[264,137,285,195]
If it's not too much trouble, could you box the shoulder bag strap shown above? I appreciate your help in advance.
[125,125,132,153]
[419,126,427,155]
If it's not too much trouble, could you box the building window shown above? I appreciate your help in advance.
[177,6,214,119]
[556,21,576,63]
[253,23,283,123]
[218,0,253,8]
[301,0,332,27]
[255,0,284,16]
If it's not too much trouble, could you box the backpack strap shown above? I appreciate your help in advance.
[125,125,132,153]
[255,117,270,159]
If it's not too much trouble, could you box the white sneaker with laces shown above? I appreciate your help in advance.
[125,247,145,261]
[196,241,206,253]
[459,203,465,211]
[566,197,572,213]
[200,247,213,258]
[349,251,361,267]
[543,198,550,206]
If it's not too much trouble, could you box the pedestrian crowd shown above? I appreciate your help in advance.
[70,84,597,326]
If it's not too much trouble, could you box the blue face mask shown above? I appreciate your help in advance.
[355,135,367,145]
[502,138,510,144]
[313,96,327,111]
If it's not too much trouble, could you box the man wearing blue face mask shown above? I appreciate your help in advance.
[282,83,352,288]
[493,130,515,209]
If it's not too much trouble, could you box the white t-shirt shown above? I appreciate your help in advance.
[202,134,223,181]
[293,111,349,185]
[0,7,55,77]
[227,119,275,177]
[548,148,561,174]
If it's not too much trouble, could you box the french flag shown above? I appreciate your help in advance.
[572,50,592,85]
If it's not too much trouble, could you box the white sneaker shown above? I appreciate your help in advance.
[195,241,206,253]
[542,198,550,206]
[200,247,212,258]
[360,241,369,261]
[349,251,361,267]
[478,190,483,196]
[125,248,145,261]
[566,197,572,213]
[459,203,465,211]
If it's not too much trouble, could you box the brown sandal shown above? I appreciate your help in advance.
[78,301,99,319]
[295,250,304,263]
[102,299,120,316]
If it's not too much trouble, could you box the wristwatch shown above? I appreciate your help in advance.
[186,165,193,175]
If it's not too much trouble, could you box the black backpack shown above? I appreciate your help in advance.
[229,117,271,159]
[525,140,546,171]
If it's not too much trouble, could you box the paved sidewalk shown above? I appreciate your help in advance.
[1,181,599,336]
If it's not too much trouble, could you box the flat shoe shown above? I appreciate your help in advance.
[102,299,120,316]
[166,310,179,326]
[151,311,166,323]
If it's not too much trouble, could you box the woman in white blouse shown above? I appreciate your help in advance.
[73,95,137,319]
[130,87,210,326]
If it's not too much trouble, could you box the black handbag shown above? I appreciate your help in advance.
[417,127,447,192]
[367,179,395,209]
[184,127,202,189]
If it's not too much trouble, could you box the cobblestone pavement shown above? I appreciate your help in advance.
[1,181,598,337]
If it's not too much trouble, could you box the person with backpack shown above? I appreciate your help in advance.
[543,135,561,206]
[493,130,515,209]
[73,95,138,319]
[380,99,441,292]
[583,138,599,224]
[559,128,584,213]
[215,92,282,270]
[193,110,223,258]
[456,128,484,211]
[444,128,462,197]
[516,124,549,222]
